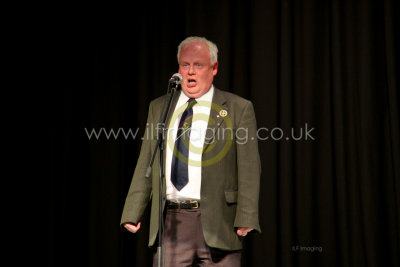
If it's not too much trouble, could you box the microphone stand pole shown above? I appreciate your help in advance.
[145,80,179,267]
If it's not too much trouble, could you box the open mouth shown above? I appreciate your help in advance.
[187,78,197,87]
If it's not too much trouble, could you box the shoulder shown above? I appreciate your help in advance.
[149,94,169,106]
[215,88,250,103]
[214,88,253,111]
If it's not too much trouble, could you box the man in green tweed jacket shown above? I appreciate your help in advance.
[121,36,261,266]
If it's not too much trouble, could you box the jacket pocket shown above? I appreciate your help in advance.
[224,190,238,204]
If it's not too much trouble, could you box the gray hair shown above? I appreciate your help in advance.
[177,36,218,65]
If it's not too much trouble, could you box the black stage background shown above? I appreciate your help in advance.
[46,1,399,266]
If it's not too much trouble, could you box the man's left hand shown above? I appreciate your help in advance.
[236,227,253,237]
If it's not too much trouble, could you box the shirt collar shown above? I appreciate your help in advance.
[179,85,214,104]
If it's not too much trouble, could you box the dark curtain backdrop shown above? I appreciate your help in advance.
[48,0,399,266]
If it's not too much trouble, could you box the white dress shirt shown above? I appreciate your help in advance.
[165,85,214,201]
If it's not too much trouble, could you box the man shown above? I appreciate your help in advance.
[121,36,261,266]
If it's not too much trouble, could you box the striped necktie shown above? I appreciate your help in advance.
[171,98,197,191]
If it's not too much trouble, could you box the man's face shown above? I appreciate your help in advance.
[178,42,218,98]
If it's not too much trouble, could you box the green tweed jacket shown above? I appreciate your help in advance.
[120,88,261,250]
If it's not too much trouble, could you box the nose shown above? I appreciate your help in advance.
[188,64,196,75]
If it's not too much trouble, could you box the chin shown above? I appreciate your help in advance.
[183,88,200,97]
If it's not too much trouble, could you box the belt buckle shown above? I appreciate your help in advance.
[189,200,199,209]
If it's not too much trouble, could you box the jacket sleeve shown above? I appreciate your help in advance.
[120,103,154,227]
[233,101,262,233]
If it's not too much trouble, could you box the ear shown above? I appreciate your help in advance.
[212,61,218,76]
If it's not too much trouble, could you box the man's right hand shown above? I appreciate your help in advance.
[124,222,141,233]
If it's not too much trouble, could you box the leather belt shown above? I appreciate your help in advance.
[166,200,200,209]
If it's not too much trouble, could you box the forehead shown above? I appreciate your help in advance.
[179,42,210,62]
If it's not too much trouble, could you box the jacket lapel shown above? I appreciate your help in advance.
[163,89,181,131]
[203,88,228,153]
[161,89,181,179]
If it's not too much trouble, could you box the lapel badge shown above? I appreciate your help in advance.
[219,109,228,117]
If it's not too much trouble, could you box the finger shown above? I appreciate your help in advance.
[237,230,245,236]
[125,224,135,232]
[125,223,140,233]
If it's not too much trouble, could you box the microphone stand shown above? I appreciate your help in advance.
[145,80,180,267]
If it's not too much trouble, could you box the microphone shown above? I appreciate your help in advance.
[169,73,182,84]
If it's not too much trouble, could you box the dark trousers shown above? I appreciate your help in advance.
[153,208,241,267]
